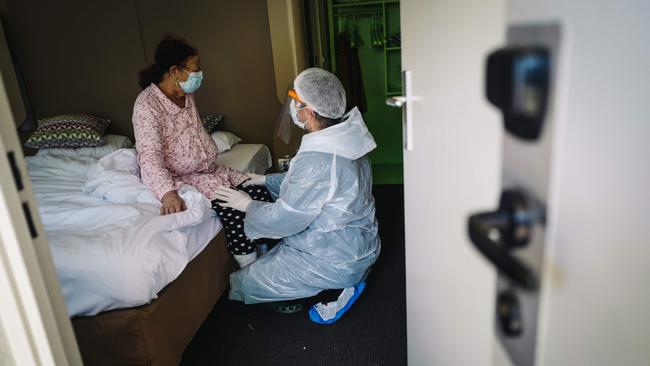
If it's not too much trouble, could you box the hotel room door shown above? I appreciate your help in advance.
[399,0,650,365]
[396,0,505,365]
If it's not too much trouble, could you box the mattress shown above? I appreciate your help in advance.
[216,143,272,174]
[26,150,222,317]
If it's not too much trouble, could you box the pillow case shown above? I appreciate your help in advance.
[201,114,224,133]
[35,134,133,159]
[25,114,110,149]
[210,131,241,153]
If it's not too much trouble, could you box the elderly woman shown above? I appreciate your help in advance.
[133,36,274,267]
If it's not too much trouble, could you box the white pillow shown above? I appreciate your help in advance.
[210,131,241,153]
[35,134,133,159]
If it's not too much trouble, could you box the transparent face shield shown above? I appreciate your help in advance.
[275,88,294,144]
[275,87,307,144]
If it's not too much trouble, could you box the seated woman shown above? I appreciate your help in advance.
[132,35,273,267]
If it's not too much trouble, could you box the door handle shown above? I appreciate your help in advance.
[385,70,413,150]
[386,96,406,108]
[467,190,541,291]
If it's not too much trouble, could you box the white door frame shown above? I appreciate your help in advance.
[0,20,82,366]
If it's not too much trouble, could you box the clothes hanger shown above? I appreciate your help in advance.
[379,14,386,46]
[373,13,382,47]
[371,14,378,47]
[350,15,356,48]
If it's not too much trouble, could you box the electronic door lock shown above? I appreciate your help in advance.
[486,47,550,141]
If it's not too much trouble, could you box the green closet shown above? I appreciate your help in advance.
[325,0,403,184]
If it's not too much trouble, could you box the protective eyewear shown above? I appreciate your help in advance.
[288,89,307,108]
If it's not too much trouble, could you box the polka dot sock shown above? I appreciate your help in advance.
[212,184,277,256]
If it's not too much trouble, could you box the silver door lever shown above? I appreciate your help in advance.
[386,96,406,108]
[384,70,413,150]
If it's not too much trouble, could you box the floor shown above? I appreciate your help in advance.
[181,184,406,366]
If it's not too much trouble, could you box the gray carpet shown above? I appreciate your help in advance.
[181,185,406,366]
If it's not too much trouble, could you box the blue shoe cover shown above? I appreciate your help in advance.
[309,281,366,324]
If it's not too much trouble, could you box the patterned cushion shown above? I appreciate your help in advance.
[35,135,133,159]
[25,114,110,149]
[201,114,224,133]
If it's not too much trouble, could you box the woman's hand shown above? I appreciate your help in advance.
[160,190,187,215]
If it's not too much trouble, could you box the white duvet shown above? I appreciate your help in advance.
[26,149,221,317]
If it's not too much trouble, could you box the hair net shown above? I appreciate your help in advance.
[294,68,347,119]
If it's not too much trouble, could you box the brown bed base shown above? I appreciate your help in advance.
[71,231,235,365]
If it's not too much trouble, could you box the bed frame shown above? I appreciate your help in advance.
[71,231,234,365]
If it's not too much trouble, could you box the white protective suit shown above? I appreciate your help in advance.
[229,107,381,303]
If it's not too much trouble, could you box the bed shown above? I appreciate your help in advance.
[27,138,271,365]
[72,231,233,365]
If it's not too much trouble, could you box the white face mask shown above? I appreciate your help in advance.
[178,69,203,94]
[290,100,307,129]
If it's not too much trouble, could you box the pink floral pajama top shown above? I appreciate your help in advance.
[132,84,248,201]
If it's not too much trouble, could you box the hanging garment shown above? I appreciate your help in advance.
[335,32,367,113]
[228,107,380,303]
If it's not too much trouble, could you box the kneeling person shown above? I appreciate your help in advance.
[215,68,381,323]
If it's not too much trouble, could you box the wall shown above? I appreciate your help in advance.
[136,0,280,146]
[2,0,281,148]
[2,1,146,139]
[267,0,307,104]
[0,0,25,126]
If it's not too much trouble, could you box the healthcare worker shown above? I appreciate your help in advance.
[214,68,380,324]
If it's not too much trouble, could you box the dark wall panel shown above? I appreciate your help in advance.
[5,0,280,146]
[4,0,146,138]
[135,0,280,146]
